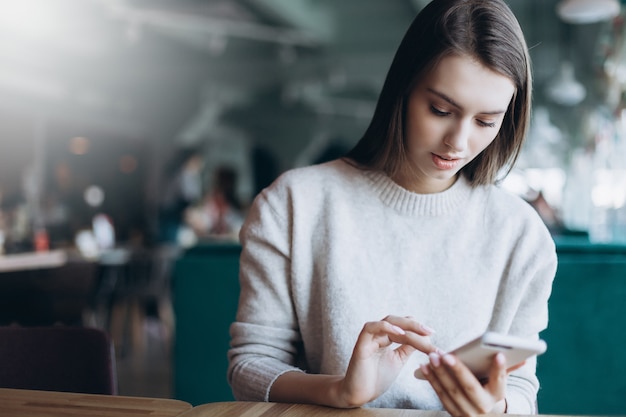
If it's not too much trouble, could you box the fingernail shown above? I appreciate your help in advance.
[420,364,430,376]
[421,324,436,334]
[495,352,505,365]
[391,325,406,335]
[429,352,440,367]
[443,354,456,366]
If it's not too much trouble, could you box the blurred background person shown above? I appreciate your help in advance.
[158,149,205,244]
[184,165,245,241]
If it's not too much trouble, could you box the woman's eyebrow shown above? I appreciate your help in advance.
[426,87,507,115]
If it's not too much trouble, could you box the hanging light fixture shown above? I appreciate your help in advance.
[545,61,587,106]
[556,0,621,24]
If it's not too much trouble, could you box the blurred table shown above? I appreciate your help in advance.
[0,250,67,272]
[0,388,192,417]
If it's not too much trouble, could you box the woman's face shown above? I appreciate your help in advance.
[399,54,516,194]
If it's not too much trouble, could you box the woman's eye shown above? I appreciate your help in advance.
[430,106,450,117]
[477,119,497,128]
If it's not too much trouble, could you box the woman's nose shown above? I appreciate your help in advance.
[443,120,470,152]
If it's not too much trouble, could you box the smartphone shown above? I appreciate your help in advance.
[414,332,547,380]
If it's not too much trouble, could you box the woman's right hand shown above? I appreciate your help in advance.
[333,315,438,408]
[269,315,437,408]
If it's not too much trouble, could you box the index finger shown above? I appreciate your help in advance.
[382,315,438,354]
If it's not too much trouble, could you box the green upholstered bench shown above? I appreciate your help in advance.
[172,242,241,406]
[537,235,626,415]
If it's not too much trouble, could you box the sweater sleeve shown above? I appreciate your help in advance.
[227,187,305,402]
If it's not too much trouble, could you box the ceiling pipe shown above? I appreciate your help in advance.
[96,0,322,48]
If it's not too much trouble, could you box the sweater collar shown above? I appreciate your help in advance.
[364,170,474,216]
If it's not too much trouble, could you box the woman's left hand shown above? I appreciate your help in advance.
[419,352,516,417]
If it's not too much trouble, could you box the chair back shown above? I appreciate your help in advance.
[0,326,118,395]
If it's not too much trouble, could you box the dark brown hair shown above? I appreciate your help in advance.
[345,0,532,186]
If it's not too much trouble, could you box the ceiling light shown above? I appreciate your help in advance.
[556,0,621,24]
[545,61,586,106]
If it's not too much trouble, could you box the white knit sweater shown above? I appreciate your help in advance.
[228,159,556,413]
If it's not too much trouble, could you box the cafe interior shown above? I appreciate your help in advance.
[1,0,626,416]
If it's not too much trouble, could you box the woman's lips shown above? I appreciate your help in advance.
[431,153,462,170]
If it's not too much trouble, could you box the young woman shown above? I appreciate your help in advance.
[228,0,556,415]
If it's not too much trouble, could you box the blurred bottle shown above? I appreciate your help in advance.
[33,227,49,252]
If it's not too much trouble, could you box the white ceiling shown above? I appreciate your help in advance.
[0,0,419,145]
[0,0,606,152]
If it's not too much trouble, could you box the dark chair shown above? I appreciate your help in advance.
[0,260,98,326]
[0,325,118,394]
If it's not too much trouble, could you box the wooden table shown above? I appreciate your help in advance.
[179,402,452,417]
[179,401,572,417]
[0,388,192,416]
